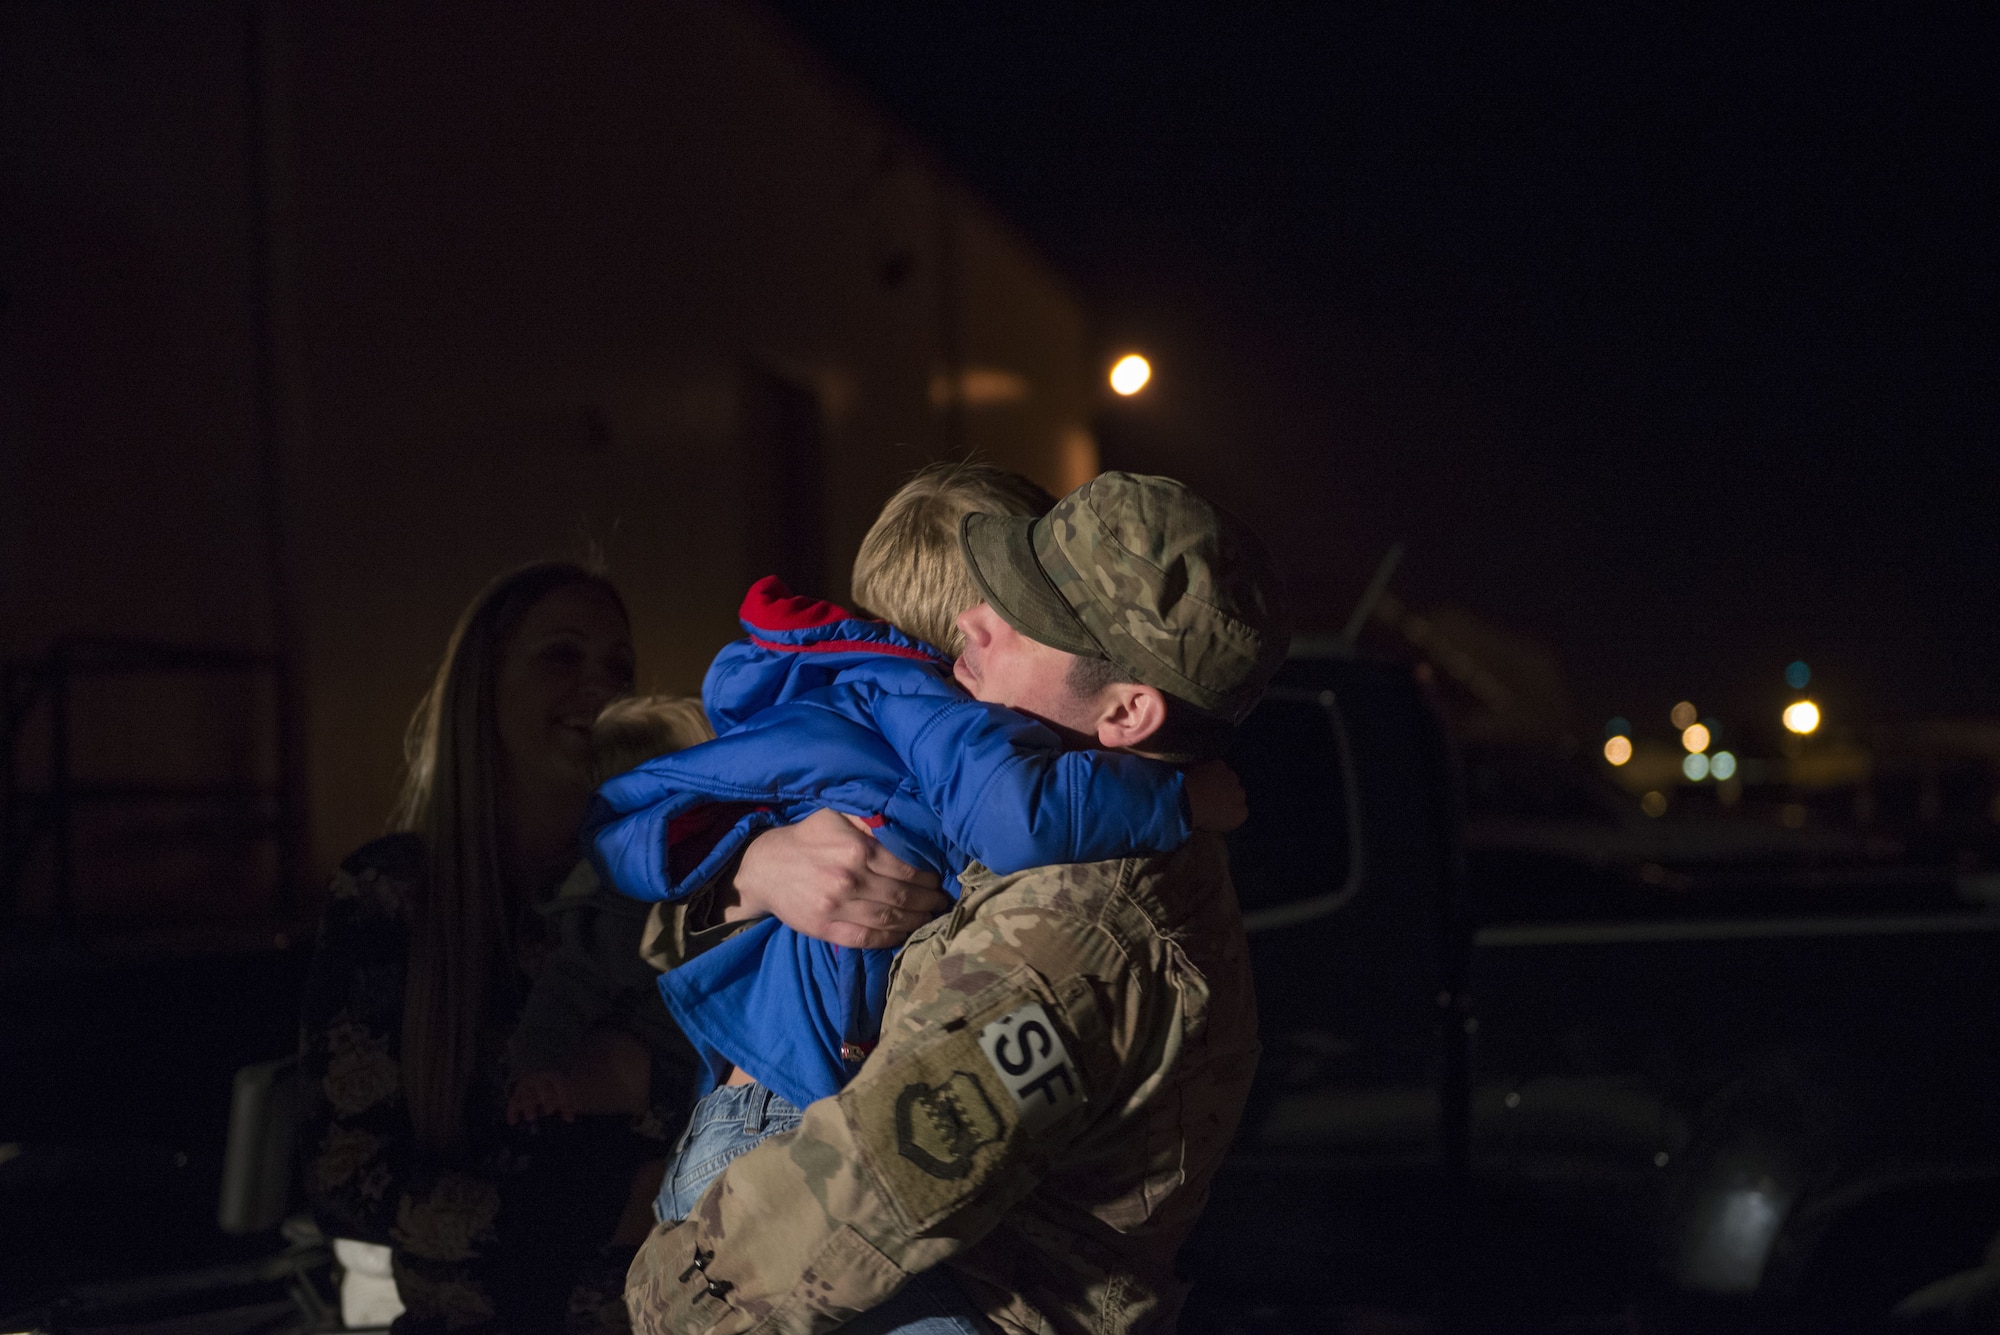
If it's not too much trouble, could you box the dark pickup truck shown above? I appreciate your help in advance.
[1187,651,2000,1331]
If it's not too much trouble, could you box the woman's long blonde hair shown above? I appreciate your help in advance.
[391,561,627,1151]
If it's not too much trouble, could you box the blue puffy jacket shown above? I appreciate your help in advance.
[585,577,1192,1109]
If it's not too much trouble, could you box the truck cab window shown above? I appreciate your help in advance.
[1225,688,1358,929]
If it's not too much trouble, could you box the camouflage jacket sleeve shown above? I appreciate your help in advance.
[637,882,760,974]
[625,905,1128,1334]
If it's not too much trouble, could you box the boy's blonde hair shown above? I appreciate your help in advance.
[851,461,1056,655]
[591,695,715,783]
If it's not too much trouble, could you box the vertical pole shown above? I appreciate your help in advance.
[245,0,305,919]
[1438,978,1473,1334]
[51,655,75,936]
[1420,681,1475,1335]
[1,666,17,924]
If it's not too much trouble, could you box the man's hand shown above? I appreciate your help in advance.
[506,1069,577,1125]
[728,807,949,949]
[1184,758,1249,833]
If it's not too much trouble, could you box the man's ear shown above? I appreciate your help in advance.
[1094,682,1168,751]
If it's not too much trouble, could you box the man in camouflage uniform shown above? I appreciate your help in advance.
[627,472,1291,1334]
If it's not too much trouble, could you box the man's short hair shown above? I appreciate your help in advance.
[1063,655,1235,763]
[851,461,1056,655]
[962,471,1290,762]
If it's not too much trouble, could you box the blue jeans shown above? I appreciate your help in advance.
[654,1081,803,1223]
[654,1084,995,1333]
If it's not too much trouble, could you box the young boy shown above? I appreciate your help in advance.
[585,463,1245,1223]
[503,695,713,1126]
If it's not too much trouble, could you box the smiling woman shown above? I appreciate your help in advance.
[299,562,692,1335]
[493,584,635,810]
[396,570,637,1150]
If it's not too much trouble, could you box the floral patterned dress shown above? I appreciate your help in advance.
[299,834,691,1334]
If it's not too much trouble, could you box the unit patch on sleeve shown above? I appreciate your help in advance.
[894,1071,1005,1180]
[977,1000,1086,1135]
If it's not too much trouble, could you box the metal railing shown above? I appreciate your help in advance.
[1,635,295,932]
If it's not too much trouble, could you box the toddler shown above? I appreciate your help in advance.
[503,695,712,1124]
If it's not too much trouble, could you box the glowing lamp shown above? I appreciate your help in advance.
[1603,736,1633,766]
[1681,723,1711,754]
[1782,700,1820,735]
[1109,354,1151,396]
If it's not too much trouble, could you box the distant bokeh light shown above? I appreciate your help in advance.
[1782,700,1821,735]
[1604,736,1633,766]
[1670,701,1698,730]
[1606,716,1631,738]
[1683,752,1710,781]
[1641,790,1668,817]
[1109,354,1151,396]
[1681,723,1711,754]
[1711,750,1738,780]
[1785,660,1811,690]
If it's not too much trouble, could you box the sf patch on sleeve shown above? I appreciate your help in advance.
[978,1000,1085,1135]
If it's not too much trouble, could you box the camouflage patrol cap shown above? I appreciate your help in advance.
[959,471,1291,723]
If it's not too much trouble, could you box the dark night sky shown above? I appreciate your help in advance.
[771,2,1998,739]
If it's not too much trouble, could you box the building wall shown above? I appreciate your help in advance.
[0,0,1096,920]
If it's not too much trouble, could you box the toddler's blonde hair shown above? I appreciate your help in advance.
[850,461,1056,655]
[591,695,715,783]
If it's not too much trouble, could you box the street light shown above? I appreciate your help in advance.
[1109,354,1151,396]
[1782,700,1821,735]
